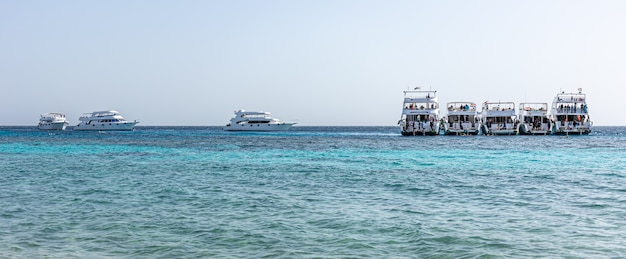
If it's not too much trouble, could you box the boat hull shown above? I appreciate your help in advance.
[442,122,479,136]
[521,130,551,135]
[481,125,518,135]
[519,124,551,135]
[223,123,295,131]
[444,129,479,136]
[74,122,138,131]
[553,128,591,135]
[484,130,518,135]
[401,130,439,136]
[38,122,68,130]
[400,121,440,136]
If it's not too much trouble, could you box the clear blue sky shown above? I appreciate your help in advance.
[2,0,624,126]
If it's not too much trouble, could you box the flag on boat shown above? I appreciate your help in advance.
[414,86,421,90]
[578,87,582,92]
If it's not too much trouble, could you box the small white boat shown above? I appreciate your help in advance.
[551,89,592,135]
[398,90,440,136]
[518,103,552,135]
[480,101,518,135]
[442,102,480,135]
[38,112,69,130]
[223,109,296,131]
[74,110,138,131]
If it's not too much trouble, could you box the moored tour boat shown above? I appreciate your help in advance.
[442,102,479,135]
[398,89,440,136]
[551,89,592,135]
[74,110,138,131]
[518,102,552,135]
[223,109,296,131]
[38,112,69,130]
[480,101,518,135]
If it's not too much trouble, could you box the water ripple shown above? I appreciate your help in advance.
[1,126,626,257]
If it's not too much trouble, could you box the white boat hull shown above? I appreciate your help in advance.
[519,123,551,135]
[444,129,479,135]
[400,121,440,136]
[481,124,518,135]
[223,123,295,131]
[74,122,138,131]
[38,122,68,130]
[443,122,479,135]
[553,124,592,135]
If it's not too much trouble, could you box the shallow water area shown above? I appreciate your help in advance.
[1,126,625,258]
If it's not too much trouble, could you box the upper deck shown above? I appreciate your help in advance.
[40,112,66,119]
[519,103,548,116]
[81,111,121,118]
[552,91,589,115]
[553,92,586,104]
[403,90,437,103]
[402,90,439,115]
[481,102,516,117]
[447,102,477,114]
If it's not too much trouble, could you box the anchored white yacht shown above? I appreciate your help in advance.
[480,101,518,135]
[442,102,479,135]
[74,110,138,131]
[518,103,552,135]
[398,90,440,136]
[38,112,69,130]
[223,109,296,131]
[551,89,592,135]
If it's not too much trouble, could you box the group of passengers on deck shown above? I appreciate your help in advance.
[405,104,437,110]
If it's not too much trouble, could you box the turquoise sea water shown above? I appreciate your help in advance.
[1,126,625,258]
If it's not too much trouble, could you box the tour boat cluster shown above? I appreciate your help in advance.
[399,89,592,136]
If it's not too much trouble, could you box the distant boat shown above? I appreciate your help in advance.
[551,90,592,135]
[442,102,479,135]
[398,90,440,136]
[38,112,69,130]
[480,101,518,135]
[223,109,296,131]
[518,103,552,135]
[74,110,138,131]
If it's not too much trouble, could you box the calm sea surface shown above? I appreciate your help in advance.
[1,126,625,258]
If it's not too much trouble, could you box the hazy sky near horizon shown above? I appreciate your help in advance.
[2,0,625,126]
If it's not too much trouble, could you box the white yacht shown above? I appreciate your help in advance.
[480,101,518,135]
[442,102,480,135]
[38,112,69,130]
[398,90,440,136]
[551,89,592,135]
[74,110,138,131]
[518,103,552,135]
[223,109,296,131]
